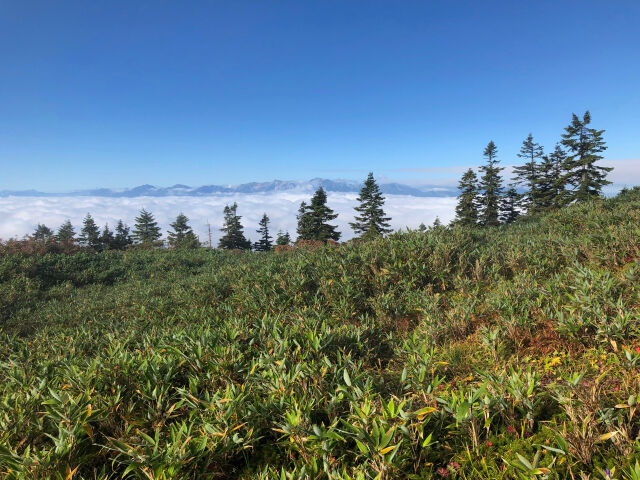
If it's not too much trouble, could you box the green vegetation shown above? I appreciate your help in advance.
[512,133,544,213]
[167,214,200,249]
[133,209,163,247]
[55,220,76,244]
[276,230,292,247]
[478,140,504,227]
[350,173,392,239]
[455,110,611,228]
[218,203,251,251]
[454,168,480,228]
[1,188,639,479]
[79,214,101,250]
[32,224,54,242]
[296,187,341,242]
[254,214,274,252]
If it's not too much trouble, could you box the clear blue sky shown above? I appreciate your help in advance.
[1,1,639,191]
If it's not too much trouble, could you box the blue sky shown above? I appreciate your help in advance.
[1,0,639,191]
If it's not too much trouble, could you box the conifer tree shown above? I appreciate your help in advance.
[168,213,199,248]
[349,172,392,238]
[512,133,544,213]
[539,144,570,209]
[253,213,273,251]
[297,187,341,242]
[309,187,341,241]
[454,168,480,227]
[218,203,251,250]
[296,201,314,241]
[56,220,75,243]
[33,224,54,241]
[560,110,611,202]
[79,213,101,249]
[100,224,115,249]
[500,186,520,224]
[534,156,555,212]
[113,220,133,250]
[478,141,504,227]
[276,231,291,246]
[133,209,162,245]
[418,223,427,232]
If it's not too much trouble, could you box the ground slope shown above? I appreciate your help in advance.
[1,189,639,479]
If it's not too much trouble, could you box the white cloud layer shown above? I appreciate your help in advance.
[0,193,458,243]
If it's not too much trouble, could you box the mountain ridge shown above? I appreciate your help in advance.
[0,178,458,198]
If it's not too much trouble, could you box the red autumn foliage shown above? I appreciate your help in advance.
[295,239,326,249]
[0,237,81,256]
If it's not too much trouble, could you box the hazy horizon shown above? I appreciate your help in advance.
[0,192,460,242]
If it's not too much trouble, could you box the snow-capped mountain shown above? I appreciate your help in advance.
[0,178,459,198]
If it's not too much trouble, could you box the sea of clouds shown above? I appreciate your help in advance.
[0,193,458,243]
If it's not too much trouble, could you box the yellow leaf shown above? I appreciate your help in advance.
[66,466,79,480]
[379,445,395,455]
[231,422,247,432]
[548,357,562,367]
[534,468,551,474]
[413,406,437,416]
[598,431,618,442]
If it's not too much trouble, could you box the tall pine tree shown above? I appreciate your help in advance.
[454,168,479,227]
[296,202,314,241]
[79,213,101,249]
[113,220,133,250]
[478,141,504,227]
[33,224,54,241]
[100,224,115,249]
[349,172,392,238]
[479,141,503,226]
[133,209,162,245]
[561,111,611,202]
[539,144,570,209]
[56,220,75,243]
[500,186,520,224]
[218,203,251,250]
[254,213,273,251]
[296,187,341,242]
[512,133,544,213]
[168,213,199,248]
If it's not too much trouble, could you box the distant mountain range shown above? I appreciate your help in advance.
[0,178,458,198]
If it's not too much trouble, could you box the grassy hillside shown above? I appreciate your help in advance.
[1,189,639,479]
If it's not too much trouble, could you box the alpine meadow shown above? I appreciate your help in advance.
[2,2,640,479]
[2,186,640,478]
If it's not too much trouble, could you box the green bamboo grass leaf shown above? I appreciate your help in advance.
[343,369,352,387]
[355,439,368,454]
[516,453,533,470]
[537,444,566,455]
